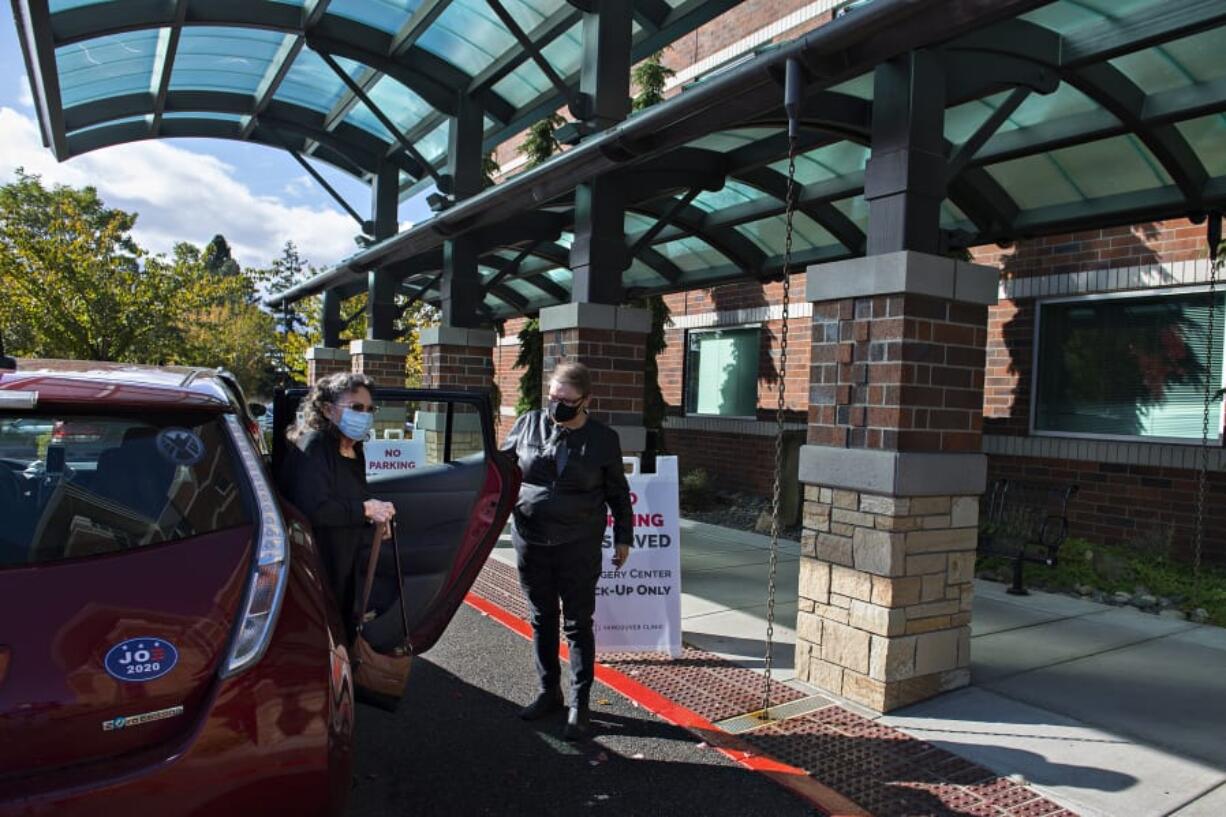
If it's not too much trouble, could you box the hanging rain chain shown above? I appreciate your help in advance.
[762,58,803,719]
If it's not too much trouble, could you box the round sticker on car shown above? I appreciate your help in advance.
[104,638,179,682]
[156,428,205,466]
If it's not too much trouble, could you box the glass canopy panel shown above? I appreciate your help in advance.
[1111,29,1226,95]
[57,29,160,108]
[492,21,582,108]
[623,258,665,288]
[1176,115,1226,179]
[833,196,869,233]
[690,180,771,213]
[418,0,519,75]
[277,51,365,114]
[735,212,838,255]
[344,74,435,141]
[656,237,732,271]
[940,200,971,229]
[162,111,245,122]
[169,28,287,95]
[418,120,451,165]
[829,72,873,101]
[624,212,656,232]
[1020,0,1164,34]
[984,134,1171,209]
[775,142,869,185]
[48,0,117,10]
[67,114,149,135]
[326,0,423,34]
[688,128,779,154]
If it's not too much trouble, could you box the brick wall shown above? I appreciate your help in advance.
[808,294,987,452]
[542,327,645,429]
[987,455,1226,564]
[420,344,494,392]
[351,353,407,388]
[664,428,804,494]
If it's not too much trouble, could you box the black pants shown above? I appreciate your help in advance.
[516,541,602,706]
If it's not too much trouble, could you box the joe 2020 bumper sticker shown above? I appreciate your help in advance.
[104,638,179,682]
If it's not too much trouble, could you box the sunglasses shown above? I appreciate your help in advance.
[335,401,377,414]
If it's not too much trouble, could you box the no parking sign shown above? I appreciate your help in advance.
[365,437,426,476]
[595,456,683,658]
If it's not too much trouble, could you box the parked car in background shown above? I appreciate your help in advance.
[0,360,519,817]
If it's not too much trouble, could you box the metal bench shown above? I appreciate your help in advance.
[978,479,1079,595]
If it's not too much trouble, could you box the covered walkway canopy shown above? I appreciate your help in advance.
[15,0,740,206]
[256,0,1226,325]
[16,0,1226,327]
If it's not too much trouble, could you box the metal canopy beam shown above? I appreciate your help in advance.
[149,0,188,137]
[47,1,517,125]
[486,0,580,114]
[318,49,444,186]
[13,0,67,159]
[635,197,766,273]
[1061,0,1226,68]
[735,166,867,254]
[953,18,1211,208]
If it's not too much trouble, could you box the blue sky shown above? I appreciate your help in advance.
[0,15,432,273]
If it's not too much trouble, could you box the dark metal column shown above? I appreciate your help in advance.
[570,0,634,305]
[441,95,485,328]
[367,162,400,339]
[321,288,342,348]
[864,50,947,256]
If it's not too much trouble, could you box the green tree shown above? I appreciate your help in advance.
[514,318,543,415]
[632,52,675,111]
[629,52,677,450]
[519,114,565,169]
[203,234,241,278]
[0,171,221,362]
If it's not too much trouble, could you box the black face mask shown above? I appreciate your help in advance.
[548,399,582,423]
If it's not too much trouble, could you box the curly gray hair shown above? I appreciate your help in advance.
[287,371,376,444]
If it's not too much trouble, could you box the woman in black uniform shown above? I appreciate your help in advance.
[284,372,396,638]
[501,362,635,741]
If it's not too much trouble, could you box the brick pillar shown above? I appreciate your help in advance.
[349,339,411,442]
[306,346,350,386]
[539,303,649,455]
[419,326,496,461]
[795,250,997,713]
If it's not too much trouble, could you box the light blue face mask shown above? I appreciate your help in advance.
[336,407,374,441]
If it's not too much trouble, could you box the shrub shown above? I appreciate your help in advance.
[680,468,716,512]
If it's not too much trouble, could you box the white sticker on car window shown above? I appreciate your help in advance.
[155,428,205,466]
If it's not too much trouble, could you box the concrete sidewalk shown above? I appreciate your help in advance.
[491,519,1226,817]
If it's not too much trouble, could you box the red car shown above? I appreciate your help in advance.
[0,360,519,816]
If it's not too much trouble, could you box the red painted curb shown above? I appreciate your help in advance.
[464,592,871,817]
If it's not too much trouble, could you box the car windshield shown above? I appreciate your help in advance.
[0,411,252,567]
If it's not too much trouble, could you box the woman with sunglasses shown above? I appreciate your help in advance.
[284,371,396,640]
[501,362,634,741]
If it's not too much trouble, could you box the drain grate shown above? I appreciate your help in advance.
[713,694,834,734]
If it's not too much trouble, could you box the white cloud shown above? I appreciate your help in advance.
[17,78,33,108]
[0,106,359,271]
[282,174,314,198]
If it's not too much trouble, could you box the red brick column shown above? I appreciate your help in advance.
[305,346,350,386]
[419,327,496,460]
[348,339,409,387]
[539,303,649,455]
[795,251,998,713]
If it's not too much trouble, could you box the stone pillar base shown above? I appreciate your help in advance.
[539,303,649,455]
[796,483,977,712]
[306,346,350,386]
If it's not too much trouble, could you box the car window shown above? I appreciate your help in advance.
[0,412,252,567]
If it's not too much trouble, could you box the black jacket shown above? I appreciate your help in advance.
[501,410,634,549]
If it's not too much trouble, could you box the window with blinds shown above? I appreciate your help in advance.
[685,327,761,417]
[1034,290,1225,441]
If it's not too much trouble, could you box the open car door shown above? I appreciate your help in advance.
[272,388,520,659]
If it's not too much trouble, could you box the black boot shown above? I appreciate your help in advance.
[519,689,564,721]
[563,704,591,741]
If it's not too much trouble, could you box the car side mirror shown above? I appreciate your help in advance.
[248,402,267,418]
